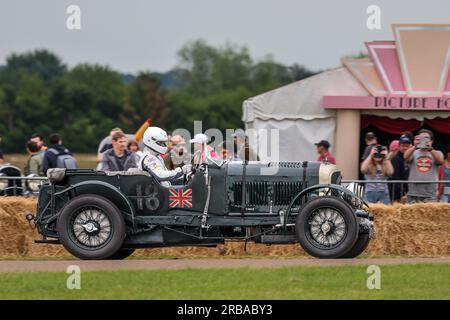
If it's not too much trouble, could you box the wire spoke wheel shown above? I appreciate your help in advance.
[308,207,346,249]
[71,207,112,248]
[296,196,359,258]
[57,195,126,260]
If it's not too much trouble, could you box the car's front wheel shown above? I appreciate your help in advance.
[296,196,359,258]
[56,195,126,260]
[339,233,370,258]
[106,248,136,260]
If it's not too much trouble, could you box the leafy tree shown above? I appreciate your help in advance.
[289,63,317,81]
[121,73,168,129]
[0,75,50,151]
[54,64,127,152]
[176,40,219,96]
[2,49,66,85]
[0,43,317,154]
[250,57,292,92]
[62,64,125,119]
[167,40,316,133]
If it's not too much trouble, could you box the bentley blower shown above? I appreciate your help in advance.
[31,159,374,260]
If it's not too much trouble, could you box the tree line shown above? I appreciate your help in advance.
[0,40,316,153]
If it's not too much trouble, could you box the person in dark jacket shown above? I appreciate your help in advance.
[389,135,412,202]
[100,131,137,171]
[97,127,123,163]
[42,133,74,174]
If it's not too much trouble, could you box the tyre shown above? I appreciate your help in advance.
[295,196,359,258]
[56,194,126,260]
[339,233,370,258]
[106,248,136,260]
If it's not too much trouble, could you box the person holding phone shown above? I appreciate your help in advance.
[404,129,444,203]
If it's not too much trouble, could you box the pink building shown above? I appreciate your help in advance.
[243,24,450,179]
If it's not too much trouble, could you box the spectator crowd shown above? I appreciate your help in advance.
[0,125,449,204]
[314,129,449,204]
[0,126,255,175]
[357,129,447,204]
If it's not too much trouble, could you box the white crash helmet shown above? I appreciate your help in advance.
[143,126,169,154]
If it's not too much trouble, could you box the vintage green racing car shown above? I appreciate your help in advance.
[30,158,374,260]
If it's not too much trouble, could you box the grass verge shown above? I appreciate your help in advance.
[0,263,448,299]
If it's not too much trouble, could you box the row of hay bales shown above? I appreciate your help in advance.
[0,197,449,258]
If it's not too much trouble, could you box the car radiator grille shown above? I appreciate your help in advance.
[232,181,303,206]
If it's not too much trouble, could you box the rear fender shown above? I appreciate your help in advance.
[55,180,136,228]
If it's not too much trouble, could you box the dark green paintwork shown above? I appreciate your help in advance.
[34,161,345,248]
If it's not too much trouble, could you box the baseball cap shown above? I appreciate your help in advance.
[231,129,247,138]
[315,140,331,149]
[399,135,411,144]
[189,133,209,144]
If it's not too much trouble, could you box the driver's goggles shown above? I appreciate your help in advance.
[156,140,167,148]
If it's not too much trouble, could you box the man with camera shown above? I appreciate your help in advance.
[404,129,444,203]
[360,144,394,204]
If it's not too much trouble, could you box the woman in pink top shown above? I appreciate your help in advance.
[190,133,220,165]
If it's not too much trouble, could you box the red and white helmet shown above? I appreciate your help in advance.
[143,126,168,154]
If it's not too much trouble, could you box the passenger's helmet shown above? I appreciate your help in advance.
[143,126,168,154]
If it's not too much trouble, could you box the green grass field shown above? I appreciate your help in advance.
[0,264,448,299]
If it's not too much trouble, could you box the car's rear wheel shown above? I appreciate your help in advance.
[339,233,370,258]
[296,196,359,258]
[106,248,136,260]
[56,195,126,260]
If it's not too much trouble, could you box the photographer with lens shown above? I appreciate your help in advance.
[360,144,394,204]
[404,129,444,203]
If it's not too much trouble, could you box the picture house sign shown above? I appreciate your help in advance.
[317,24,450,180]
[323,96,450,110]
[322,24,450,112]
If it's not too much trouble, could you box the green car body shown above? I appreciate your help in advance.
[34,161,374,259]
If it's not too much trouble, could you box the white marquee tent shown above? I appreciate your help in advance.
[242,67,368,162]
[242,67,450,162]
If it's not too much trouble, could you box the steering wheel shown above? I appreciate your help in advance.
[181,152,200,185]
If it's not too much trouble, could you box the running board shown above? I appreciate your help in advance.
[34,239,60,244]
[260,234,298,244]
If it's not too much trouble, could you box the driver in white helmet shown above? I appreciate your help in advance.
[139,126,192,186]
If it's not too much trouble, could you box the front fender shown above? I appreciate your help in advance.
[284,184,367,227]
[295,184,366,207]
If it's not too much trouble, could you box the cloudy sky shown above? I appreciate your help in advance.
[0,0,447,73]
